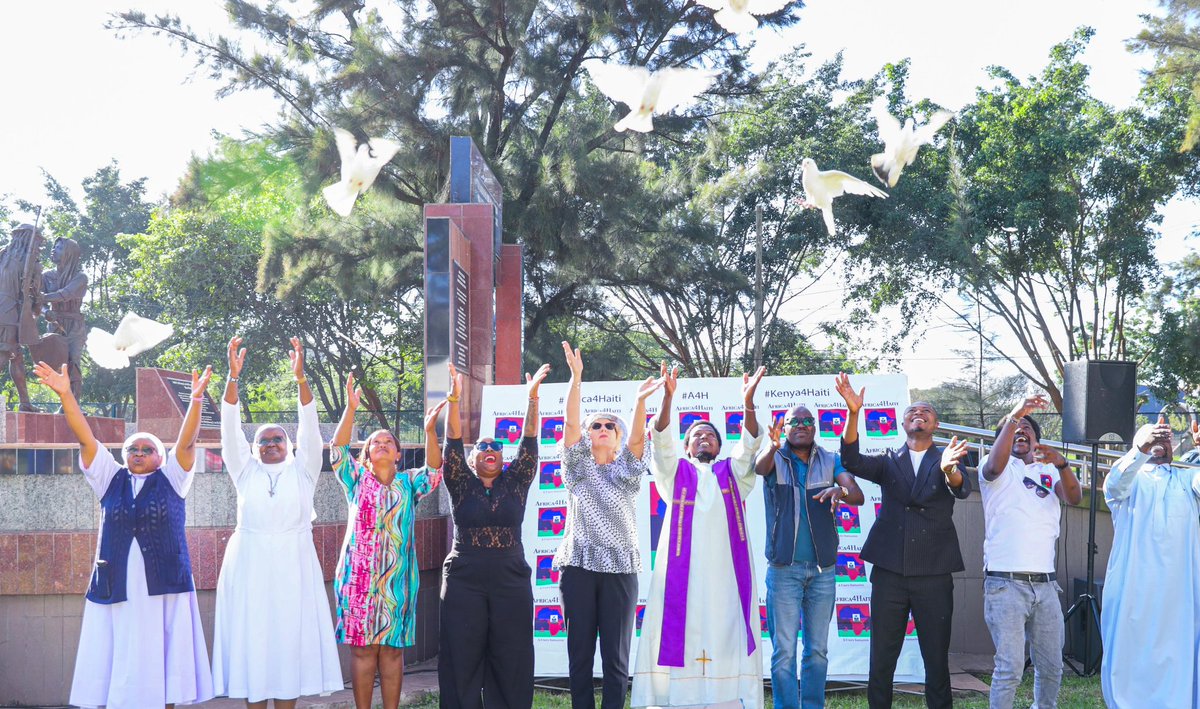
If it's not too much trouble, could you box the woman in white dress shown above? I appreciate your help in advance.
[33,360,215,709]
[211,336,344,708]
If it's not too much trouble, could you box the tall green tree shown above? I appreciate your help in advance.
[109,0,804,376]
[1130,0,1200,151]
[1130,252,1200,409]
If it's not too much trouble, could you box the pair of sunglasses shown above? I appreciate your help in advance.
[785,416,816,428]
[257,435,286,446]
[475,440,504,452]
[125,445,157,456]
[591,421,617,431]
[1022,477,1050,499]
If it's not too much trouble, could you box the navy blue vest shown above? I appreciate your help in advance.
[763,447,840,568]
[86,468,194,604]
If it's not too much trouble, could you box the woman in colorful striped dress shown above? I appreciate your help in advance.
[331,372,446,709]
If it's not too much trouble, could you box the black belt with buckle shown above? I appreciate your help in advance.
[986,570,1056,582]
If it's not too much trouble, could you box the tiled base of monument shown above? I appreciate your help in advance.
[2,410,125,445]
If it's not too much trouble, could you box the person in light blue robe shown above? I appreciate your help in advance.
[1101,417,1200,709]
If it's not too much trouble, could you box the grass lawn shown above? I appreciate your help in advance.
[402,672,1104,707]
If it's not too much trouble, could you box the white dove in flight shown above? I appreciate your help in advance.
[86,312,175,369]
[584,61,717,133]
[800,158,888,236]
[870,106,954,188]
[322,128,402,217]
[698,0,792,34]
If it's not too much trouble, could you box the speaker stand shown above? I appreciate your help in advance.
[1064,442,1103,676]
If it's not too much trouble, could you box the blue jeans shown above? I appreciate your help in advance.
[766,562,837,709]
[983,575,1064,709]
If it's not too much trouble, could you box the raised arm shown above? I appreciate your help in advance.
[289,337,322,479]
[649,363,680,491]
[220,337,252,480]
[834,372,888,482]
[629,375,664,460]
[446,363,463,441]
[938,436,969,495]
[983,395,1049,481]
[653,362,678,433]
[332,372,360,447]
[424,400,448,469]
[740,366,765,439]
[562,341,583,448]
[175,366,213,473]
[755,416,784,476]
[33,361,99,466]
[1106,420,1168,505]
[525,363,551,438]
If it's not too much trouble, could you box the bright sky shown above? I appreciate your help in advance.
[0,0,1194,388]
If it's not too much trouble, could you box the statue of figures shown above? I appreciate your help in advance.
[41,238,87,400]
[0,223,44,411]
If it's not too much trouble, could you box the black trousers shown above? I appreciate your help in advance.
[559,566,638,709]
[867,566,954,709]
[439,549,534,709]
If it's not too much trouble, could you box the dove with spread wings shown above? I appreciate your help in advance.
[870,106,954,188]
[86,312,175,370]
[322,128,402,217]
[698,0,792,34]
[800,158,888,237]
[584,60,717,133]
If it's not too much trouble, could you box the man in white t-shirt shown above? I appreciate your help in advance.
[979,395,1082,709]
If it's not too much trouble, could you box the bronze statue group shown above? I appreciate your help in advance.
[16,230,1200,708]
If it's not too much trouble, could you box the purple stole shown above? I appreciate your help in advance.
[658,457,756,667]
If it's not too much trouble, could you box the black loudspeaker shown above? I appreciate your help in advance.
[1061,360,1137,444]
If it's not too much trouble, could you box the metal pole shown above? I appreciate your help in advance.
[754,203,763,369]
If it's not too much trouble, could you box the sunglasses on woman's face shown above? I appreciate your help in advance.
[786,416,816,428]
[258,436,285,446]
[590,421,617,431]
[1022,477,1050,498]
[125,445,157,456]
[475,440,503,452]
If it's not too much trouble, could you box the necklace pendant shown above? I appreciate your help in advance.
[269,489,276,497]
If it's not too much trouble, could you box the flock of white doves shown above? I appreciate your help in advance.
[74,4,958,372]
[323,2,955,235]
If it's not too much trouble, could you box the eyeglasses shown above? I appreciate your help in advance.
[475,440,503,452]
[125,445,157,456]
[1022,477,1050,499]
[257,436,285,446]
[590,421,617,431]
[786,416,816,428]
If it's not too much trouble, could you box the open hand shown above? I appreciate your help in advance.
[1033,443,1067,469]
[812,485,846,513]
[526,363,551,398]
[1191,419,1199,448]
[940,435,968,473]
[33,361,71,398]
[345,372,362,410]
[1134,416,1173,455]
[1008,394,1049,422]
[424,400,448,434]
[191,366,213,399]
[636,376,665,402]
[561,341,583,380]
[834,372,864,414]
[447,363,463,401]
[227,336,246,380]
[660,361,679,397]
[766,414,785,450]
[288,337,305,380]
[742,366,766,408]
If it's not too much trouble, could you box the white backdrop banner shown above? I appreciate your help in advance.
[479,373,924,683]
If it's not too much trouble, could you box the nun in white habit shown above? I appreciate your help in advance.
[211,337,343,708]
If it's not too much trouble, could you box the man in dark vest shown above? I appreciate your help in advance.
[756,404,864,708]
[834,373,970,709]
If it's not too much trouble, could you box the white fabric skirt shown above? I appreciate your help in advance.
[211,527,344,700]
[70,544,214,708]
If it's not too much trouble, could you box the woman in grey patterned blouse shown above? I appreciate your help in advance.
[553,340,662,709]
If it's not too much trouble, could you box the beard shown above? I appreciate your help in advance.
[695,451,717,463]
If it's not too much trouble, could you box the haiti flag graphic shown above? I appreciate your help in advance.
[649,482,667,568]
[759,605,771,638]
[494,417,523,445]
[538,507,567,537]
[837,603,872,638]
[1040,473,1054,490]
[635,605,646,636]
[818,409,849,438]
[725,411,744,441]
[535,555,560,586]
[678,411,710,439]
[540,416,565,445]
[534,605,566,637]
[835,504,861,533]
[865,408,898,437]
[539,460,563,490]
[836,552,866,582]
[906,613,918,637]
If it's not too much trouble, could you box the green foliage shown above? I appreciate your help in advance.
[1130,0,1200,151]
[1130,252,1200,410]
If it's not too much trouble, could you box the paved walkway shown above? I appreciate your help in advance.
[192,653,996,707]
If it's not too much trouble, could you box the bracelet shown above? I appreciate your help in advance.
[1055,462,1069,470]
[227,377,239,383]
[296,376,307,384]
[529,396,539,402]
[447,395,460,403]
[191,395,203,402]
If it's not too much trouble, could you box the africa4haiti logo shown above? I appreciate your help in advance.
[534,605,566,637]
[537,506,567,537]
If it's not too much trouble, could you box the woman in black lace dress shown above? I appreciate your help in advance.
[436,361,550,708]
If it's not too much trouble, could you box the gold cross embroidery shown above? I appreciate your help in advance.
[672,486,695,557]
[722,485,747,542]
[695,649,712,675]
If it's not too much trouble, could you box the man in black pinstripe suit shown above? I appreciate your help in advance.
[834,373,971,709]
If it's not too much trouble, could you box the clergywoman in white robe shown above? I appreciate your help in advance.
[1101,417,1200,709]
[212,337,343,708]
[632,365,767,709]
